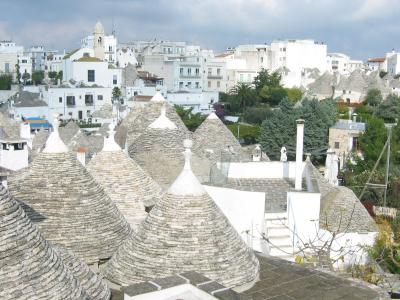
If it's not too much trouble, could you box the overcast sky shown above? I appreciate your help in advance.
[1,0,400,60]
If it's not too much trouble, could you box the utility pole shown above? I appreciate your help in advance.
[383,126,392,207]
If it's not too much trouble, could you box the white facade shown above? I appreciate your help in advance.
[166,91,218,114]
[386,52,400,76]
[116,47,138,67]
[367,58,386,72]
[45,53,64,73]
[43,87,112,122]
[18,55,32,78]
[0,41,23,79]
[0,138,28,171]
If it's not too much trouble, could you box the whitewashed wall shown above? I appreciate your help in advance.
[204,185,267,253]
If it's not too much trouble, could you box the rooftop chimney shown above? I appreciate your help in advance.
[295,119,305,191]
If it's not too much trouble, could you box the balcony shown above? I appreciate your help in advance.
[207,74,223,79]
[179,74,201,79]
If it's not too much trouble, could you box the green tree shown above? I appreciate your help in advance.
[375,94,400,123]
[258,98,337,161]
[57,70,63,81]
[31,70,44,85]
[112,86,122,99]
[243,105,271,125]
[356,117,387,171]
[174,105,205,131]
[48,71,58,83]
[229,82,257,112]
[21,71,30,85]
[260,86,288,106]
[253,69,281,92]
[228,124,260,145]
[285,87,304,103]
[365,88,383,107]
[0,74,12,90]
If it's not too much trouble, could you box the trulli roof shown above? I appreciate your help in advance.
[104,141,259,289]
[193,112,243,162]
[87,133,163,228]
[59,120,80,144]
[52,245,111,300]
[337,69,368,92]
[8,121,131,263]
[0,185,88,300]
[307,71,335,97]
[123,97,189,147]
[0,111,20,139]
[128,111,210,189]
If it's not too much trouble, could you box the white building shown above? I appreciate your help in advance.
[45,53,64,73]
[166,91,218,114]
[327,53,363,75]
[116,47,138,68]
[386,52,400,76]
[367,57,386,72]
[43,86,113,123]
[18,55,32,79]
[0,41,24,79]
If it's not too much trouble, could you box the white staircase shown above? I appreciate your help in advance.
[265,212,294,261]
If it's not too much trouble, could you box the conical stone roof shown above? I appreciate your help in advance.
[31,130,49,160]
[124,93,190,147]
[60,120,80,145]
[52,245,111,300]
[0,185,88,300]
[87,127,163,228]
[128,108,210,189]
[104,140,259,289]
[0,111,20,139]
[8,116,131,263]
[193,112,243,162]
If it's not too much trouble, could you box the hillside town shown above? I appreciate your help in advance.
[0,14,400,300]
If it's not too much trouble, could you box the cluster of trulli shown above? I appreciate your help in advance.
[128,105,211,189]
[8,115,131,264]
[121,92,190,147]
[87,124,163,228]
[104,139,259,289]
[0,184,110,300]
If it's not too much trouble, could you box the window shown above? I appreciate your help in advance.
[109,46,112,52]
[179,82,183,89]
[240,74,244,82]
[66,96,75,106]
[260,57,264,63]
[208,81,211,88]
[109,54,112,61]
[195,82,199,88]
[113,75,117,85]
[217,68,221,76]
[180,68,183,75]
[88,70,95,82]
[14,143,24,150]
[87,110,91,117]
[217,81,220,88]
[188,68,192,76]
[97,95,103,100]
[4,63,9,73]
[187,82,192,87]
[85,94,94,105]
[195,68,199,76]
[208,68,212,76]
[68,112,73,116]
[59,97,62,103]
[334,142,340,149]
[21,59,27,63]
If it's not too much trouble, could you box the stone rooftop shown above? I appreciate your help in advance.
[242,255,388,300]
[112,255,388,300]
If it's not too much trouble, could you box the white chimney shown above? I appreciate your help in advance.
[76,147,87,166]
[295,119,305,191]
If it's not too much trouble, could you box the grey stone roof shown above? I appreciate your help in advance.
[243,254,387,299]
[337,69,368,92]
[0,111,20,139]
[13,91,47,107]
[31,130,49,160]
[128,126,211,189]
[52,245,111,300]
[307,71,335,97]
[103,151,259,289]
[124,102,190,148]
[59,121,80,144]
[365,71,391,95]
[8,151,132,263]
[87,149,163,227]
[0,185,88,300]
[193,113,244,163]
[92,104,116,119]
[307,162,377,233]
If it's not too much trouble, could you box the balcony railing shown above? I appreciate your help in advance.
[179,74,201,78]
[207,75,223,79]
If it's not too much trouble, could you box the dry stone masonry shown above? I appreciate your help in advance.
[104,140,259,289]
